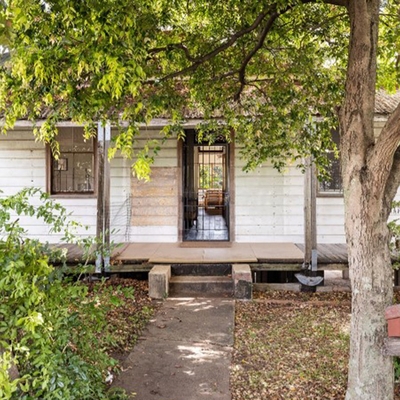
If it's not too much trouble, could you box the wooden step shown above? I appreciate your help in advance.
[169,276,234,298]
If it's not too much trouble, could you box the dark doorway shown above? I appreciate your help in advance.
[182,131,230,241]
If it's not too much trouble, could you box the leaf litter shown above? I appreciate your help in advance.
[86,281,400,399]
[232,291,352,400]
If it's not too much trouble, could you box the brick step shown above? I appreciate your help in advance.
[169,276,234,298]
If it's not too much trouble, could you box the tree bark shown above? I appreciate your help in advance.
[340,1,395,398]
[0,349,19,381]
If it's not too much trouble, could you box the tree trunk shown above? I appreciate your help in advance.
[341,1,395,398]
[344,190,394,399]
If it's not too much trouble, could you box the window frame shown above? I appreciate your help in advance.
[317,128,343,198]
[46,127,98,198]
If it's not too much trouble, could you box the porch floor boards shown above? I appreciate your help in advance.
[56,242,349,271]
[111,242,348,271]
[296,243,348,265]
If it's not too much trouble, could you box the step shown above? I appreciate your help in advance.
[169,275,234,298]
[171,264,232,276]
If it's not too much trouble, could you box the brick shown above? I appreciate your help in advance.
[149,265,171,299]
[232,264,252,300]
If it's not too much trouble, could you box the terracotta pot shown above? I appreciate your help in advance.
[385,305,400,337]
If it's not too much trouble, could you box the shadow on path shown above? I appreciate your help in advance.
[112,298,235,400]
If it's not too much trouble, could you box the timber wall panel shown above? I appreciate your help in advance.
[316,198,346,243]
[109,130,179,242]
[315,118,388,244]
[130,167,178,232]
[109,149,132,243]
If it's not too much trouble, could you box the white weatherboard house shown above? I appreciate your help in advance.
[1,92,399,268]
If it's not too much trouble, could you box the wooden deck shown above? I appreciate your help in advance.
[55,242,349,273]
[296,243,348,266]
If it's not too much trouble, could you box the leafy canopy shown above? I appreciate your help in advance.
[0,1,398,174]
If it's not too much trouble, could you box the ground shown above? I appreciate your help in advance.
[232,291,351,399]
[233,290,400,400]
[85,277,160,365]
[100,279,400,399]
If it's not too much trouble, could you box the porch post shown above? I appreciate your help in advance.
[96,122,111,272]
[96,123,105,273]
[304,157,317,267]
[103,123,111,270]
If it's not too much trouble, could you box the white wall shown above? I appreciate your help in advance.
[4,122,399,246]
[109,155,132,243]
[316,197,346,243]
[234,152,349,243]
[314,117,395,244]
[234,155,305,243]
[0,127,179,244]
[0,129,97,243]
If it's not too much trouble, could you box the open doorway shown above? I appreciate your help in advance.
[183,130,230,241]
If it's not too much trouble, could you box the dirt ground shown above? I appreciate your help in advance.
[103,280,400,399]
[232,290,400,400]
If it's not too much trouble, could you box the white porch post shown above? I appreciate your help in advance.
[96,122,111,272]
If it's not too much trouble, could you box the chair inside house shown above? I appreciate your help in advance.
[204,189,224,213]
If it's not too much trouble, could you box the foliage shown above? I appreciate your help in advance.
[0,0,366,177]
[1,1,400,396]
[395,357,400,383]
[0,1,398,179]
[199,165,223,189]
[0,188,128,399]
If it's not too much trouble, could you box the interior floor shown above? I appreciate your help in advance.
[184,207,229,241]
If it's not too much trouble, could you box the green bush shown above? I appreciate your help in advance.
[0,188,127,399]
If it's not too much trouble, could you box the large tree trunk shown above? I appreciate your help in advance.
[341,1,398,398]
[344,185,394,400]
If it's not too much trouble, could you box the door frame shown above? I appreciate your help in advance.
[178,129,235,243]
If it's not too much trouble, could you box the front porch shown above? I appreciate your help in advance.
[60,241,348,274]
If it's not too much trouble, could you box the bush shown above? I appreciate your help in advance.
[0,188,127,399]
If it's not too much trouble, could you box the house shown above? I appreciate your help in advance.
[0,92,399,283]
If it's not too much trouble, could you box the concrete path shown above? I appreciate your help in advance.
[112,298,235,400]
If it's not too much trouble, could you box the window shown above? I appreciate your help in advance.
[318,129,343,195]
[49,127,96,195]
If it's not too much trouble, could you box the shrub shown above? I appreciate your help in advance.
[0,188,127,399]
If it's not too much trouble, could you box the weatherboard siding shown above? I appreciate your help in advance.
[234,156,305,242]
[314,117,392,244]
[2,122,400,245]
[109,155,132,243]
[0,129,97,242]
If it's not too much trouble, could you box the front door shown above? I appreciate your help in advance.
[182,130,230,241]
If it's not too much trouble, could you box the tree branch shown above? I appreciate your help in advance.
[155,0,348,83]
[324,0,348,5]
[150,43,197,62]
[369,102,400,183]
[234,10,279,101]
[234,3,349,100]
[157,7,273,81]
